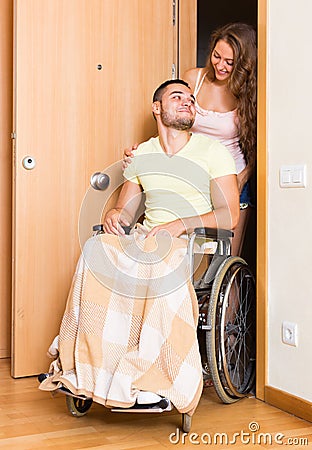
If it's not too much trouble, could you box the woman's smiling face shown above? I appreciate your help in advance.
[211,39,234,81]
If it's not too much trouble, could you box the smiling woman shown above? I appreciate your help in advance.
[183,22,257,256]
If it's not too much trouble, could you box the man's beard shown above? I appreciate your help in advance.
[160,108,194,131]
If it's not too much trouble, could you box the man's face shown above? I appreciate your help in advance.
[157,84,196,130]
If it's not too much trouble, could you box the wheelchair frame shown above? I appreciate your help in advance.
[42,225,256,434]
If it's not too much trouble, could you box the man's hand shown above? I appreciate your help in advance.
[146,219,187,238]
[103,208,131,235]
[103,180,143,235]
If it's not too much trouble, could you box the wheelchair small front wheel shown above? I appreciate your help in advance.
[66,395,93,417]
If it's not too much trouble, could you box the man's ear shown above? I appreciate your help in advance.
[152,101,161,116]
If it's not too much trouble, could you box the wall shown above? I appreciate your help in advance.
[267,0,312,402]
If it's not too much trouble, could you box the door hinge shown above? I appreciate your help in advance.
[173,0,176,26]
[172,64,176,79]
[11,131,16,139]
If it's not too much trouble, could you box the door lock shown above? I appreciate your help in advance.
[22,156,36,170]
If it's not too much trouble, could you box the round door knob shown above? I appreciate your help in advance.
[90,172,110,190]
[22,156,36,170]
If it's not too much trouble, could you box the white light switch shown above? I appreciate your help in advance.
[292,168,302,184]
[281,169,291,184]
[280,165,306,188]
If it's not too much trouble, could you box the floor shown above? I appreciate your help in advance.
[0,358,311,449]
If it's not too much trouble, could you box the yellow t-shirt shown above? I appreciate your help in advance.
[123,134,236,230]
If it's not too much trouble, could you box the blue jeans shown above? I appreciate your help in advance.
[240,183,252,210]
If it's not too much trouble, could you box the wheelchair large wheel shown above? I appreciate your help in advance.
[66,395,93,417]
[206,256,256,404]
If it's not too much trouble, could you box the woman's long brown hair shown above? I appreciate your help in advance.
[205,22,257,168]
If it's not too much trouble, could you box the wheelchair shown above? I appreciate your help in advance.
[39,223,256,434]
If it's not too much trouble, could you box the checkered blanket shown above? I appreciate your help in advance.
[39,231,203,415]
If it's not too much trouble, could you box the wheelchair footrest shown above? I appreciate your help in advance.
[111,398,172,413]
[55,386,92,401]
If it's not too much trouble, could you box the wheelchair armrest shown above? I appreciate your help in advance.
[92,224,131,235]
[194,227,234,239]
[93,224,104,233]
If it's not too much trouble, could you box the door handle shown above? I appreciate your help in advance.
[90,172,110,190]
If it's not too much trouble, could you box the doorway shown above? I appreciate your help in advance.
[196,0,258,274]
[197,0,258,67]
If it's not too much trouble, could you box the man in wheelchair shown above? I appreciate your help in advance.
[39,79,239,420]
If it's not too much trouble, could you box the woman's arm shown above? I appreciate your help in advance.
[237,166,250,192]
[237,153,256,192]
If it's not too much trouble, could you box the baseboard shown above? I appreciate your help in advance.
[265,385,312,423]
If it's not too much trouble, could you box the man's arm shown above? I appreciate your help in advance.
[147,174,240,237]
[103,180,143,235]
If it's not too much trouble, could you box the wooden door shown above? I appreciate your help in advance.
[0,0,13,359]
[12,0,177,377]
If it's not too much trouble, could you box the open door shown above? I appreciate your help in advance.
[12,0,177,377]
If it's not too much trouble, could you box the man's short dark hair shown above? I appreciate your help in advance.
[153,79,190,103]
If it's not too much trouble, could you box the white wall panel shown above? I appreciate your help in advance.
[268,0,312,401]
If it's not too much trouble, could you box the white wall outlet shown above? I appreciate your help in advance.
[282,321,298,347]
